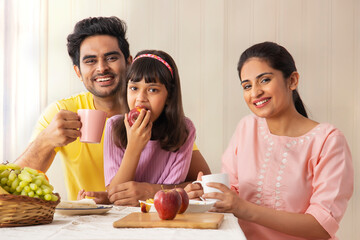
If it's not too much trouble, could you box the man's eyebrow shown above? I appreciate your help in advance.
[82,51,122,61]
[241,72,273,83]
[104,51,121,57]
[82,55,96,61]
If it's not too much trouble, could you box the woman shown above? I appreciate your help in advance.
[186,42,353,239]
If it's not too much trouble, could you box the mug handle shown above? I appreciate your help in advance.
[192,180,203,187]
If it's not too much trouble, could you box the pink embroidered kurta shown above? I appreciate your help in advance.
[222,114,353,240]
[103,115,195,187]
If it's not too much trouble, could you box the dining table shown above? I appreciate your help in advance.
[1,205,247,240]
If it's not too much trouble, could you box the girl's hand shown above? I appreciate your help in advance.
[108,181,157,206]
[124,109,152,153]
[184,171,204,200]
[203,182,243,217]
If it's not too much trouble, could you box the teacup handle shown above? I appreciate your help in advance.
[192,180,203,187]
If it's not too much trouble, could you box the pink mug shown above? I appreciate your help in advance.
[77,109,107,143]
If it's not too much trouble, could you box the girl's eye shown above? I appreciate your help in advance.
[149,88,158,93]
[129,86,137,91]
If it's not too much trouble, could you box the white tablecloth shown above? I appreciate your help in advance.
[1,206,247,240]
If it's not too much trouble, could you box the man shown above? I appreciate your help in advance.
[16,16,210,205]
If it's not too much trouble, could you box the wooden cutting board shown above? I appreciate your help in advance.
[113,212,224,229]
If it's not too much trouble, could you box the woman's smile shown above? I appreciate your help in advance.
[253,97,271,108]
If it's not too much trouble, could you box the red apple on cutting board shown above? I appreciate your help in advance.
[154,189,181,220]
[175,188,189,214]
[128,107,143,127]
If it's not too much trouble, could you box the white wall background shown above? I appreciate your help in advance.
[1,0,359,239]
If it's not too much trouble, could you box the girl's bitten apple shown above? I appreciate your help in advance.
[128,107,143,127]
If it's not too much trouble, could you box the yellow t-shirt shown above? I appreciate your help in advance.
[32,92,199,200]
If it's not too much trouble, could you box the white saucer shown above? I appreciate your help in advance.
[55,205,112,215]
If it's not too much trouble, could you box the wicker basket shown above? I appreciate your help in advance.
[0,193,60,227]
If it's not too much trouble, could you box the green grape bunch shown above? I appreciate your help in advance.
[0,163,59,201]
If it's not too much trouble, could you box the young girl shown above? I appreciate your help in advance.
[103,50,196,204]
[186,42,353,239]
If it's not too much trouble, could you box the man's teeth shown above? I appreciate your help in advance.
[255,99,269,106]
[96,77,111,82]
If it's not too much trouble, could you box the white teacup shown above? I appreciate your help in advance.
[192,173,230,194]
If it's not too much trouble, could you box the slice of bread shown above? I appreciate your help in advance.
[57,199,97,209]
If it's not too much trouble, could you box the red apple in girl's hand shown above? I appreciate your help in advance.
[175,188,189,214]
[128,107,143,127]
[154,189,181,220]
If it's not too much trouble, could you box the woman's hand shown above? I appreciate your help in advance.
[204,182,331,239]
[203,182,244,217]
[124,110,152,153]
[184,171,204,200]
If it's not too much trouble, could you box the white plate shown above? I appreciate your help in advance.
[138,199,216,213]
[55,205,113,215]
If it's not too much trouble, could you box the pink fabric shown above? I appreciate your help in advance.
[222,114,353,240]
[103,115,195,187]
